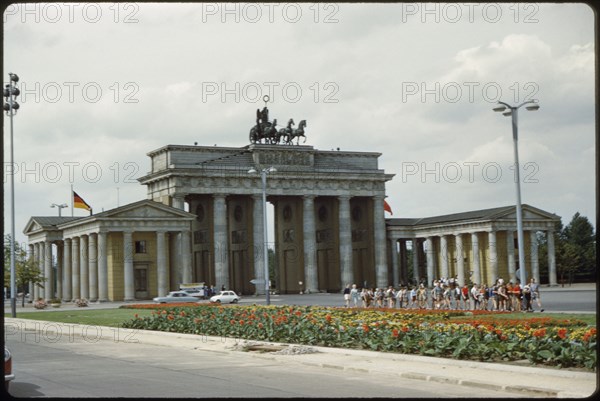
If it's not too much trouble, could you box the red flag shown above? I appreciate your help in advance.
[384,199,393,215]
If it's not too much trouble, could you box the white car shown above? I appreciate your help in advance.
[152,291,201,304]
[210,290,241,304]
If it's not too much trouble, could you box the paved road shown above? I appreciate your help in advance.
[5,329,523,398]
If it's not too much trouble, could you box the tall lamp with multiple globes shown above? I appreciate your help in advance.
[4,72,20,318]
[493,99,540,287]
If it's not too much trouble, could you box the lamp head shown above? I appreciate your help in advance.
[525,104,540,111]
[493,106,507,112]
[248,168,257,174]
[502,111,512,117]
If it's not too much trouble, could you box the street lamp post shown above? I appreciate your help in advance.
[493,100,539,287]
[51,203,68,216]
[4,72,21,318]
[248,166,277,305]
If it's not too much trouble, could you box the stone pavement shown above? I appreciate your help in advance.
[5,317,597,398]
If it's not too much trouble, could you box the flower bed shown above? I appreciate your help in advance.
[120,304,596,370]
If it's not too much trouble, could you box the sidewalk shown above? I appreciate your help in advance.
[5,317,598,398]
[4,281,597,312]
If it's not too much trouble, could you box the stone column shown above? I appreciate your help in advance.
[488,231,498,282]
[399,240,408,285]
[373,196,388,288]
[338,195,353,287]
[33,243,40,300]
[440,235,449,279]
[213,195,229,290]
[72,237,80,299]
[123,231,134,301]
[157,231,169,297]
[79,235,89,300]
[37,243,45,299]
[181,229,192,284]
[506,230,516,283]
[98,231,108,301]
[390,238,399,286]
[471,232,481,285]
[63,238,72,301]
[56,243,63,300]
[44,240,52,301]
[547,229,557,286]
[530,230,539,284]
[425,236,434,286]
[455,234,465,286]
[302,195,318,293]
[252,195,266,295]
[412,238,420,285]
[28,244,34,299]
[88,233,98,302]
[171,195,185,285]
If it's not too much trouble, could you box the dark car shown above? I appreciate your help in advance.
[5,346,14,390]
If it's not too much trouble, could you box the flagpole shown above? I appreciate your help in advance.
[71,184,74,216]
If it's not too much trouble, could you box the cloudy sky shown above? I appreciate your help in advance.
[3,2,595,246]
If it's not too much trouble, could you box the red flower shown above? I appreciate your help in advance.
[167,314,174,321]
[392,328,399,337]
[557,328,567,340]
[533,328,546,338]
[362,324,369,333]
[401,326,409,333]
[325,314,332,323]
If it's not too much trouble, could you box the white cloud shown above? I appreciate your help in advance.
[3,3,595,246]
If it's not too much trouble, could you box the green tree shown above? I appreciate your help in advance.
[561,213,596,283]
[3,235,45,306]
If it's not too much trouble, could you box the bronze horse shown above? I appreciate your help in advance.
[286,119,307,145]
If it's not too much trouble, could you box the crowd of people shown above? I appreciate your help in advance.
[342,277,543,312]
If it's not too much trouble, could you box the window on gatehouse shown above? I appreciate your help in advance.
[135,240,147,254]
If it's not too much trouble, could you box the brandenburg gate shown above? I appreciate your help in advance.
[138,142,395,294]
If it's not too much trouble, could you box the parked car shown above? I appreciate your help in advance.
[209,290,241,304]
[5,346,14,391]
[152,291,201,304]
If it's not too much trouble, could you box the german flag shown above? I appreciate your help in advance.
[73,191,92,211]
[384,199,393,215]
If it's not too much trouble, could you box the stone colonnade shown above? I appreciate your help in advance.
[28,229,193,302]
[175,193,390,293]
[389,229,557,287]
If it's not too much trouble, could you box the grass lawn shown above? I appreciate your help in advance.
[7,307,596,327]
[6,308,154,327]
